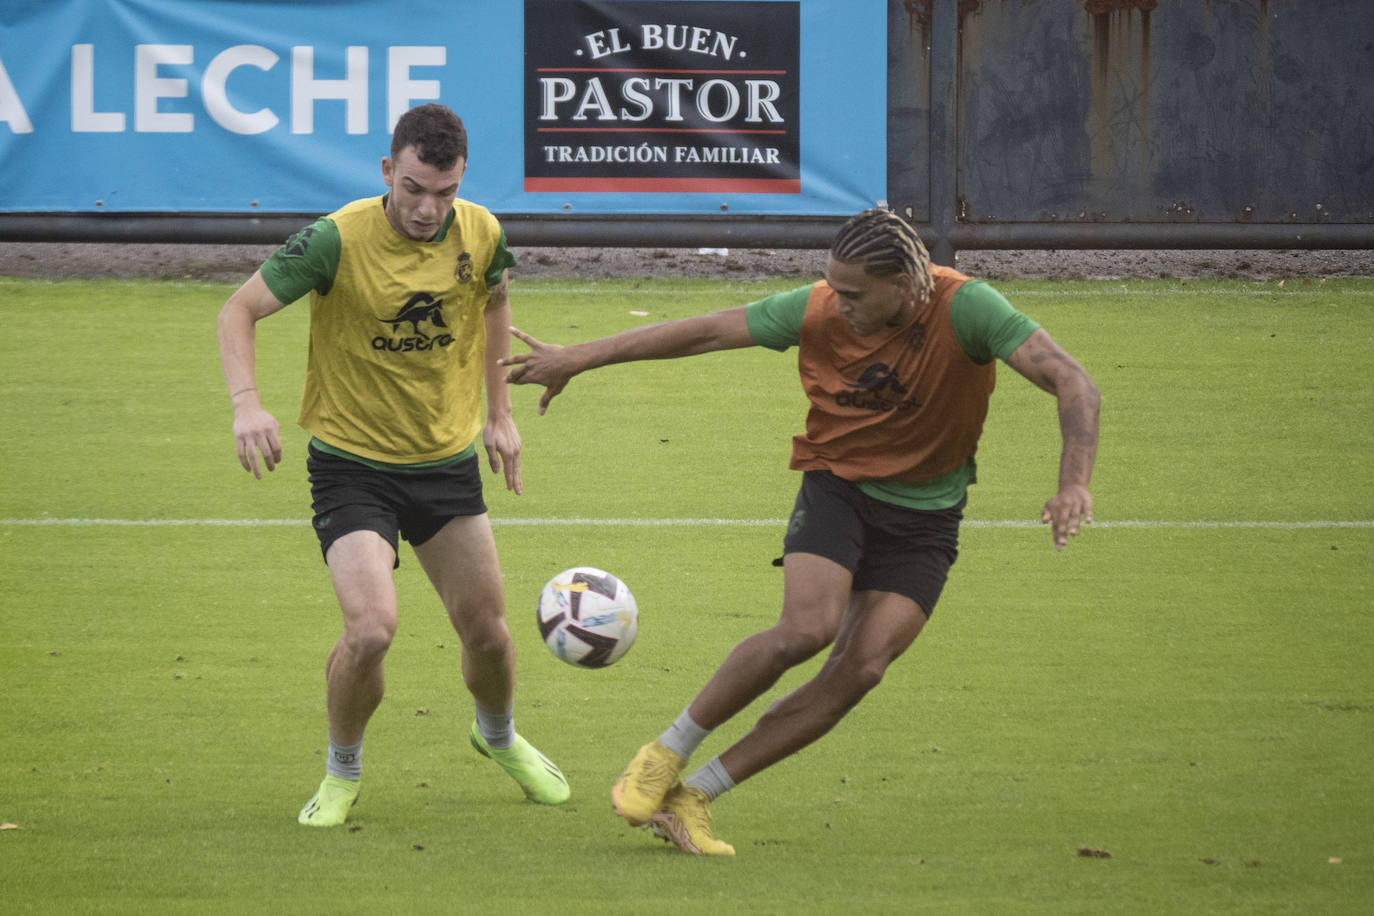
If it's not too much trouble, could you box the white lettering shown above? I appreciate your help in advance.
[572,78,616,121]
[538,74,785,127]
[619,76,652,121]
[654,77,694,121]
[135,44,194,133]
[641,25,738,60]
[387,46,444,132]
[711,31,738,60]
[539,77,576,120]
[695,78,739,122]
[0,55,33,133]
[53,43,451,135]
[585,28,631,61]
[746,81,783,123]
[669,145,783,164]
[71,44,125,132]
[203,45,279,135]
[291,45,368,134]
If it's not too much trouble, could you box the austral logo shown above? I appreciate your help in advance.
[372,292,455,352]
[836,363,919,412]
[524,0,801,193]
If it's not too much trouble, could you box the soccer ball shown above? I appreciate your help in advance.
[536,566,638,668]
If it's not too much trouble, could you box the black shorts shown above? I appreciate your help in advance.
[306,444,487,566]
[778,469,963,616]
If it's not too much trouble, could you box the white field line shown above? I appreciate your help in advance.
[521,285,1373,298]
[1,517,1371,530]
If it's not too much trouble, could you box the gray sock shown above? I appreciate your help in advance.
[684,756,736,801]
[326,738,362,781]
[657,707,712,761]
[476,706,514,749]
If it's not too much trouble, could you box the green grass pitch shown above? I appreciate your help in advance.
[1,273,1371,913]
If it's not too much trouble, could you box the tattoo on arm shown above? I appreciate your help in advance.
[487,278,510,310]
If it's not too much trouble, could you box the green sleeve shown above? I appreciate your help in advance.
[948,280,1040,364]
[259,217,341,303]
[743,284,813,351]
[486,227,516,288]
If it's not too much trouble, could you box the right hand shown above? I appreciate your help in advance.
[232,402,283,479]
[501,327,576,415]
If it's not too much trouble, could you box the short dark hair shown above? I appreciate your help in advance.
[830,208,935,303]
[391,103,468,168]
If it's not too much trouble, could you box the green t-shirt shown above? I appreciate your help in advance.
[744,280,1039,508]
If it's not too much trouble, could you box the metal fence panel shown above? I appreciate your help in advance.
[952,0,1374,226]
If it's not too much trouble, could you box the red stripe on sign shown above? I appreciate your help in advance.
[537,127,789,135]
[535,68,789,75]
[524,177,801,194]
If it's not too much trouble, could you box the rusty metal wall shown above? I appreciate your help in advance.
[889,0,1374,260]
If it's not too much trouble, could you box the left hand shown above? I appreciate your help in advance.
[1041,483,1093,551]
[482,412,523,494]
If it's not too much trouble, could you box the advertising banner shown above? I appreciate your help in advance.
[525,0,800,195]
[0,0,885,215]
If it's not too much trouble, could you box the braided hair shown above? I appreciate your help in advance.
[829,208,935,304]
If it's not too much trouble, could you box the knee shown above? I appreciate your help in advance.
[455,613,513,658]
[763,622,834,670]
[341,616,395,664]
[818,653,889,707]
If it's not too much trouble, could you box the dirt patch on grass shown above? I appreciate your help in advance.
[1,241,1370,283]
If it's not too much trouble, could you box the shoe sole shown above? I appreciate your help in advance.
[648,806,735,856]
[649,811,700,853]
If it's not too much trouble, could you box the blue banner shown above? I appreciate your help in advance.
[0,0,885,215]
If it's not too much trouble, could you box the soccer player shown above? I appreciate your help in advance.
[217,103,569,827]
[501,208,1099,855]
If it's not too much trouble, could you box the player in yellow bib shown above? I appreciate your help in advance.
[217,104,569,827]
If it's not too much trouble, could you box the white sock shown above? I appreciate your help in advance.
[476,706,514,749]
[326,738,362,781]
[684,756,735,801]
[658,707,711,761]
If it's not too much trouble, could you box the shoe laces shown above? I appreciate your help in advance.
[640,753,682,792]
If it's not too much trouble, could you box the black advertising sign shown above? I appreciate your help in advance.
[524,0,801,193]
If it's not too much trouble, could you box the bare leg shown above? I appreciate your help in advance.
[415,514,569,804]
[412,513,514,715]
[687,552,853,729]
[717,588,928,785]
[322,530,400,745]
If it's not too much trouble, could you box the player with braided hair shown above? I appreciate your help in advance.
[829,206,937,304]
[503,207,1099,855]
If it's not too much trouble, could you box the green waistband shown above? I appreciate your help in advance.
[856,458,976,510]
[309,437,477,472]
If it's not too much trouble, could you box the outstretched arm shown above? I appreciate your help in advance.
[502,306,755,414]
[1004,328,1101,551]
